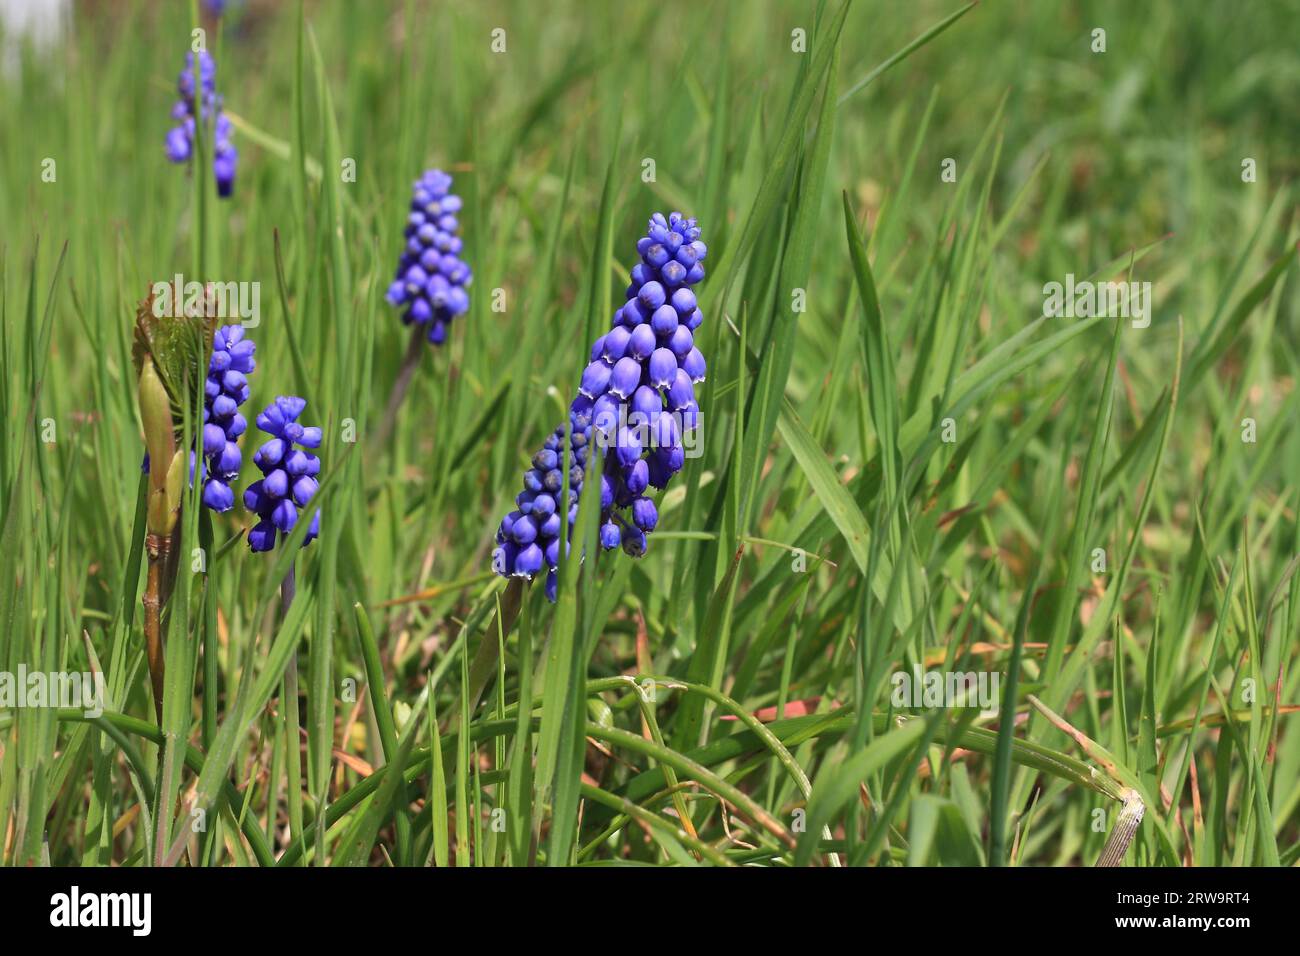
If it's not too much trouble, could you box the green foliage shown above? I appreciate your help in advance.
[1,0,1297,868]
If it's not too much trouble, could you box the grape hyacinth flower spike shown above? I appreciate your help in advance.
[493,211,706,600]
[492,406,595,602]
[199,324,255,512]
[244,397,322,552]
[374,168,472,451]
[385,169,472,346]
[165,50,238,197]
[141,320,256,511]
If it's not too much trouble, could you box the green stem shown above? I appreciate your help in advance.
[371,325,425,453]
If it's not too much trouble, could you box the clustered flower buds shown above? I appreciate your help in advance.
[493,212,706,600]
[493,409,589,601]
[385,169,472,345]
[199,324,256,512]
[244,397,322,552]
[164,50,238,198]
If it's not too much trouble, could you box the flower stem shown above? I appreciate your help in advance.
[281,563,297,619]
[142,530,175,726]
[372,326,425,453]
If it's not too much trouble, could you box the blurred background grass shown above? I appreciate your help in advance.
[0,0,1296,866]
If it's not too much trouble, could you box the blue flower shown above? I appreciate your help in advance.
[165,50,238,198]
[243,396,322,552]
[492,212,706,599]
[199,324,255,511]
[140,322,255,514]
[385,169,472,346]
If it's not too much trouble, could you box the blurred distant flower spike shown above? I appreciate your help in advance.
[165,49,238,197]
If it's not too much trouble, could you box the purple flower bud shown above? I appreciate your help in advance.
[650,304,678,336]
[214,150,237,197]
[514,543,544,578]
[285,449,314,477]
[653,411,680,452]
[512,514,538,545]
[615,427,642,469]
[165,126,191,163]
[601,325,632,362]
[202,479,235,512]
[248,520,277,552]
[609,357,642,399]
[626,459,649,495]
[632,497,658,532]
[272,498,298,532]
[620,525,647,557]
[263,469,289,498]
[660,444,686,474]
[217,442,241,475]
[661,260,687,288]
[580,360,613,399]
[637,281,666,311]
[682,346,707,382]
[202,423,226,456]
[648,348,677,389]
[599,522,621,550]
[621,299,649,326]
[668,325,694,358]
[409,297,432,324]
[255,439,285,469]
[631,385,661,423]
[592,395,619,436]
[647,455,672,490]
[671,288,697,315]
[292,476,319,507]
[668,368,694,410]
[628,324,657,360]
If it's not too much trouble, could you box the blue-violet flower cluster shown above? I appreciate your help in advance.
[199,324,256,512]
[385,169,472,345]
[164,50,238,198]
[493,212,706,600]
[244,397,322,552]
